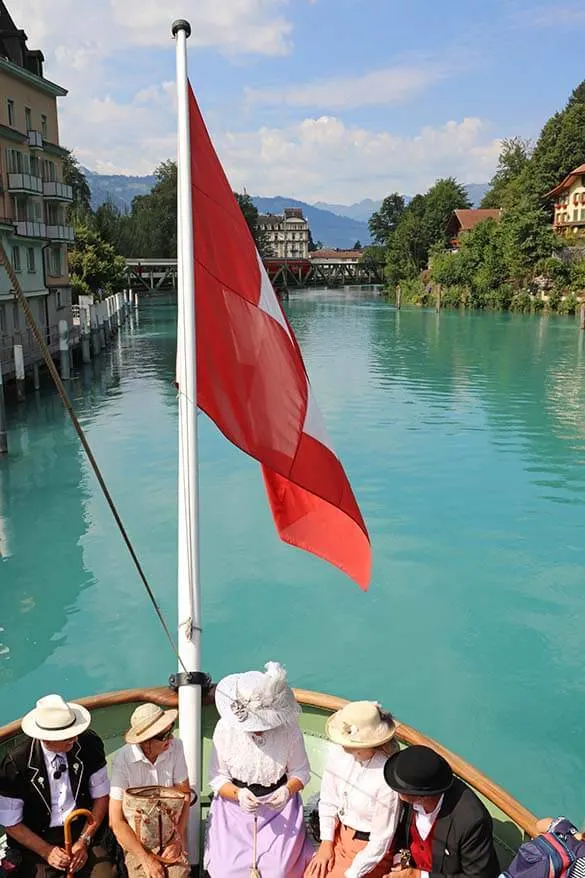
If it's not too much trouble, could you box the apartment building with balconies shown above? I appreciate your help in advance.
[547,163,585,233]
[0,1,73,369]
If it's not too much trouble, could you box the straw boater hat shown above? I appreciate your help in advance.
[21,694,91,741]
[215,661,300,733]
[125,703,178,745]
[326,701,396,749]
[383,745,454,796]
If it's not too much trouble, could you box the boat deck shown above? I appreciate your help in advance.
[0,688,538,869]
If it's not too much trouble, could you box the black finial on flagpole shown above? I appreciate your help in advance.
[171,19,191,38]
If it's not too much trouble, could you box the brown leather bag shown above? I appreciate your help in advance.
[122,785,187,865]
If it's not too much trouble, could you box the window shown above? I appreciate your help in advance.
[25,107,32,131]
[7,148,22,173]
[574,210,579,221]
[7,99,14,127]
[50,247,62,277]
[12,303,19,330]
[27,247,35,272]
[41,114,48,138]
[0,305,5,333]
[37,298,45,326]
[12,246,21,272]
[43,159,56,182]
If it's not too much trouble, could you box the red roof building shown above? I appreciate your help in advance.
[445,209,502,249]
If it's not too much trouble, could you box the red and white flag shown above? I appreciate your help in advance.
[188,86,371,589]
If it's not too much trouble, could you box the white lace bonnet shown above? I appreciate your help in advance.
[215,661,300,732]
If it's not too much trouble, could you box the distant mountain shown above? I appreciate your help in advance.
[84,169,156,212]
[464,183,489,207]
[314,184,489,224]
[84,168,490,242]
[313,198,382,223]
[252,196,370,249]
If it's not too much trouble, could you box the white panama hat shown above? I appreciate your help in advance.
[326,701,396,749]
[215,661,300,733]
[21,694,91,741]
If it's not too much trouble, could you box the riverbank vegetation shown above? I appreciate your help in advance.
[369,80,585,313]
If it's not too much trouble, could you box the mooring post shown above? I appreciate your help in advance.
[436,285,441,312]
[90,304,100,357]
[14,345,25,402]
[99,302,106,349]
[0,365,7,454]
[396,284,401,310]
[32,362,40,391]
[580,302,585,331]
[58,319,70,380]
[81,308,91,364]
[116,293,122,328]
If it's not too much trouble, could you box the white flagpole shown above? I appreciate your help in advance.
[172,18,202,867]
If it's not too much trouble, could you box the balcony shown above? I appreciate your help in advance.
[46,224,74,243]
[27,130,43,150]
[15,221,46,238]
[43,180,73,202]
[7,173,43,195]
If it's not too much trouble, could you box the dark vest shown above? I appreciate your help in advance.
[0,730,107,848]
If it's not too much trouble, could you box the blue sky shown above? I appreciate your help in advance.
[16,0,585,203]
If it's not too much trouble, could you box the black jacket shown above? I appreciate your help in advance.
[0,730,107,846]
[396,778,500,878]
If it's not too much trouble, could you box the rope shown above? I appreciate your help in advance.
[0,241,186,672]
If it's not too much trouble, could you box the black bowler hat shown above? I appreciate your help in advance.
[383,745,454,796]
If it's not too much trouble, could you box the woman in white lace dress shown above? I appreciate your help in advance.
[204,662,314,878]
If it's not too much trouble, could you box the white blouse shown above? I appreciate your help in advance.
[208,718,310,793]
[318,744,400,878]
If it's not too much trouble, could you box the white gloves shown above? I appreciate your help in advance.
[237,788,259,813]
[264,785,291,810]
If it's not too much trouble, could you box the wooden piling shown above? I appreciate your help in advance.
[436,286,441,312]
[33,362,40,391]
[81,312,91,364]
[90,304,100,357]
[99,302,107,349]
[14,345,25,401]
[580,303,585,331]
[396,284,401,310]
[0,366,7,454]
[59,320,70,380]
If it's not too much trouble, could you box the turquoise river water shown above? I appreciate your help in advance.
[1,290,585,821]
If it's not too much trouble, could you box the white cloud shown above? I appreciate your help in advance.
[216,115,501,201]
[17,0,295,62]
[245,63,451,110]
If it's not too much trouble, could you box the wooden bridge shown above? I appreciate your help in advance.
[124,252,384,292]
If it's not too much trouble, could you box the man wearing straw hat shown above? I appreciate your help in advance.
[108,703,191,878]
[0,694,114,878]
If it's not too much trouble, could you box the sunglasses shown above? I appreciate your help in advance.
[152,726,175,742]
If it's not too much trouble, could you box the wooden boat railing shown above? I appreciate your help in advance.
[0,685,538,838]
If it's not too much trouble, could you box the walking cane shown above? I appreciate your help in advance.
[250,815,261,878]
[64,809,95,878]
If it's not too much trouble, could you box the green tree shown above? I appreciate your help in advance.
[68,225,126,301]
[62,150,92,214]
[481,137,532,209]
[368,193,405,244]
[353,240,362,249]
[499,197,559,283]
[130,160,177,258]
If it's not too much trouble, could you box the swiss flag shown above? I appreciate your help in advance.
[188,86,371,590]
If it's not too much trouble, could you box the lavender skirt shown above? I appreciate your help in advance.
[204,793,314,878]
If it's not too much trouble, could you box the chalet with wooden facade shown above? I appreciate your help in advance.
[445,209,503,251]
[547,164,585,233]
